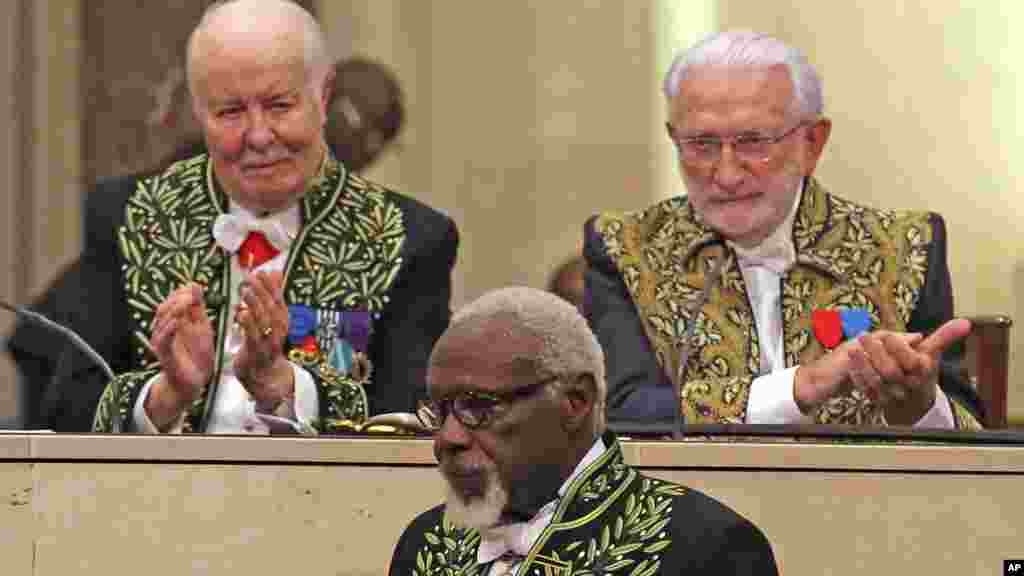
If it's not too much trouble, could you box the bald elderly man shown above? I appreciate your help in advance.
[24,0,457,434]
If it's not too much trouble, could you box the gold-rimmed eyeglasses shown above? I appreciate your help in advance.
[667,120,811,166]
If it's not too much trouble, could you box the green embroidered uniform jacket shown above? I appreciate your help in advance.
[584,178,981,428]
[389,432,778,575]
[7,154,457,432]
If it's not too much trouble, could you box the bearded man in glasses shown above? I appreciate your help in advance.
[584,30,982,429]
[390,287,778,575]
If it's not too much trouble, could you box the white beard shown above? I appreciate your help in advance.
[442,469,509,531]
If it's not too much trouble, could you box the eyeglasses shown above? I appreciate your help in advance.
[667,120,810,166]
[417,375,561,432]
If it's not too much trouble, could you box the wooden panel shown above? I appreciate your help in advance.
[0,461,33,574]
[0,435,1020,575]
[16,434,1024,473]
[653,470,1022,576]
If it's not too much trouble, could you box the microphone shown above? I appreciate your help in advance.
[672,249,730,440]
[1,300,121,432]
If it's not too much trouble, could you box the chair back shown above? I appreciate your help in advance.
[962,315,1013,428]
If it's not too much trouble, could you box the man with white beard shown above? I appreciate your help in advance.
[389,287,778,575]
[585,30,982,429]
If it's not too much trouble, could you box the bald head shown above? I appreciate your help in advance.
[184,0,335,214]
[186,0,331,103]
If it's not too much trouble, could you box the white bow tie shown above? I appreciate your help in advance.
[477,522,534,565]
[212,213,292,254]
[476,500,558,565]
[733,238,796,275]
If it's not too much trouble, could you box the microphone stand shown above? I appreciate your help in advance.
[1,300,121,432]
[672,250,730,440]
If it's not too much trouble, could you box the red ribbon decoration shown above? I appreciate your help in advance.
[300,334,319,353]
[237,231,280,269]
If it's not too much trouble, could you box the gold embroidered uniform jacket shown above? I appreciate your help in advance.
[389,432,778,576]
[7,154,457,432]
[583,178,981,428]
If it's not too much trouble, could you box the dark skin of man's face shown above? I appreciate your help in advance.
[429,327,577,521]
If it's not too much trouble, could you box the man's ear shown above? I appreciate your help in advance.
[318,67,337,124]
[801,117,832,176]
[561,373,596,432]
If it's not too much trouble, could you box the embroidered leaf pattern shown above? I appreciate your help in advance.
[595,178,957,426]
[411,518,481,576]
[288,173,404,311]
[566,474,681,575]
[621,265,641,295]
[315,362,368,423]
[578,472,611,502]
[116,158,225,365]
[781,279,815,323]
[92,370,157,432]
[601,220,625,259]
[92,156,394,432]
[815,387,883,426]
[404,446,685,576]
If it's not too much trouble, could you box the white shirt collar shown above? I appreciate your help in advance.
[212,202,302,254]
[729,178,804,273]
[228,202,302,240]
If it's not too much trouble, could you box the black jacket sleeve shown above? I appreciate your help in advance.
[4,175,136,431]
[907,212,982,420]
[368,195,458,414]
[668,490,779,575]
[583,216,678,423]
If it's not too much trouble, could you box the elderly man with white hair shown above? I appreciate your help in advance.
[77,0,458,434]
[585,30,982,429]
[390,286,778,575]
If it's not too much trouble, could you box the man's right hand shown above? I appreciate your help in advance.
[793,320,968,423]
[792,332,923,414]
[145,283,215,430]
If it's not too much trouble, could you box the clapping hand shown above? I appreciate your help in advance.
[795,318,971,424]
[145,283,215,429]
[233,271,294,410]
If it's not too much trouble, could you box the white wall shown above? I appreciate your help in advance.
[317,0,716,308]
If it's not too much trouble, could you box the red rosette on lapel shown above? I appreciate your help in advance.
[812,308,843,349]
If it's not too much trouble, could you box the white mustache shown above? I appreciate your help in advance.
[238,150,292,169]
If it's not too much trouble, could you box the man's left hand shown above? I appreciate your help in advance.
[233,271,294,409]
[848,318,971,425]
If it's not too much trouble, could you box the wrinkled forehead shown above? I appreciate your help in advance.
[190,49,312,112]
[189,12,310,94]
[199,48,307,87]
[670,64,794,130]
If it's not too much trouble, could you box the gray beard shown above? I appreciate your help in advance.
[442,469,509,531]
